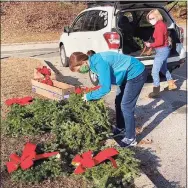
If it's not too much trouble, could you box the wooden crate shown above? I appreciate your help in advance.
[31,79,75,100]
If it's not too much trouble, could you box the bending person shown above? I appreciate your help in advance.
[69,50,147,147]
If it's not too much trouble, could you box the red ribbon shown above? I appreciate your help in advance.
[36,66,51,76]
[5,96,33,106]
[72,148,119,174]
[75,86,101,94]
[37,66,53,86]
[6,143,59,173]
[40,75,53,86]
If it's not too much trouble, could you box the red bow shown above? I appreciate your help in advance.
[5,96,33,106]
[37,66,53,86]
[37,66,51,76]
[6,143,59,173]
[72,148,119,174]
[40,75,53,86]
[75,86,101,94]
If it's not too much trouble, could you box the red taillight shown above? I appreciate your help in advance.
[179,27,184,43]
[103,32,120,49]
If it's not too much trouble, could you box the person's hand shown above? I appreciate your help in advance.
[145,42,151,47]
[82,94,87,102]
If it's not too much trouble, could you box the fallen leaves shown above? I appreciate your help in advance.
[138,139,153,146]
[136,126,144,135]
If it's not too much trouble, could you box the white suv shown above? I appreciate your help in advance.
[59,1,186,85]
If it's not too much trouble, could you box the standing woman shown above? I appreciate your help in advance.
[69,51,147,147]
[145,9,177,98]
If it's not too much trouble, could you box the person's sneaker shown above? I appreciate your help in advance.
[119,137,137,147]
[112,127,125,137]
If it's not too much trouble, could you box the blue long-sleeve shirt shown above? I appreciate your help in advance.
[86,51,145,101]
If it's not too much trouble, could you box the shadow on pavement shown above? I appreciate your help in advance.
[134,147,181,188]
[136,90,186,142]
[145,60,187,90]
[107,107,182,188]
[44,60,83,86]
[133,61,187,141]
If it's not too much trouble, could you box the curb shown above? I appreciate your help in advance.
[1,42,59,52]
[1,40,59,46]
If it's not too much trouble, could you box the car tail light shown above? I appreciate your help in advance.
[179,27,184,43]
[103,32,120,49]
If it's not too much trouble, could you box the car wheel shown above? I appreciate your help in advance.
[89,71,99,86]
[60,45,68,67]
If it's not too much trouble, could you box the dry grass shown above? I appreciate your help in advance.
[1,31,61,44]
[1,2,186,44]
[1,57,42,117]
[1,2,86,44]
[1,57,44,167]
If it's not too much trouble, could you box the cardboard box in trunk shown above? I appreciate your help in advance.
[31,79,75,100]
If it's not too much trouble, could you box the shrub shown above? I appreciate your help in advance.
[2,99,60,137]
[52,94,111,152]
[134,37,144,49]
[10,142,62,183]
[3,95,140,186]
[73,147,140,188]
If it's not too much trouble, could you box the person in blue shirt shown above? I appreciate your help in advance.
[69,50,147,147]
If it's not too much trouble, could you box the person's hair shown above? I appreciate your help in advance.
[87,50,96,56]
[69,50,96,72]
[146,9,163,22]
[69,52,88,72]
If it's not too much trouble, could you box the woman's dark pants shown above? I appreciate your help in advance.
[115,69,148,139]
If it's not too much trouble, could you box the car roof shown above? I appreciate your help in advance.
[82,6,114,12]
[80,5,167,17]
[87,1,172,8]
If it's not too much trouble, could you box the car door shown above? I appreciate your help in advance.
[63,12,88,57]
[82,9,110,53]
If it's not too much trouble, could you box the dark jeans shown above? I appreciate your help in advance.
[115,69,148,139]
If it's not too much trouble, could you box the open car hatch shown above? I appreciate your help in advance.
[87,1,172,8]
[116,1,173,9]
[87,1,174,14]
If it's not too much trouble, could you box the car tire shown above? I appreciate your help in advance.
[89,71,99,86]
[60,45,68,67]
